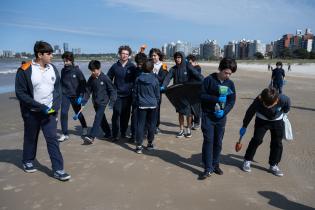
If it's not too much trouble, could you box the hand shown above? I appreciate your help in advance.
[76,96,83,105]
[218,95,227,103]
[46,108,56,115]
[214,110,224,118]
[239,127,246,137]
[160,86,165,93]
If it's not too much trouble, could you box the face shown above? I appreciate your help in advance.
[218,69,232,80]
[188,59,196,66]
[151,52,160,63]
[175,56,182,65]
[38,52,53,64]
[119,50,130,62]
[63,59,72,66]
[276,65,281,69]
[91,68,101,78]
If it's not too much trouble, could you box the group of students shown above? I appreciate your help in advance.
[15,41,291,181]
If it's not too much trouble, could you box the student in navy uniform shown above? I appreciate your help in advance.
[240,88,291,177]
[199,58,237,180]
[186,54,202,130]
[271,61,285,94]
[134,59,160,154]
[149,48,168,134]
[58,51,88,142]
[15,41,70,181]
[162,51,203,138]
[107,45,137,141]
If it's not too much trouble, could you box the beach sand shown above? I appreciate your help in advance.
[0,64,314,210]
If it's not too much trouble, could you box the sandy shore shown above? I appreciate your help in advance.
[0,64,315,210]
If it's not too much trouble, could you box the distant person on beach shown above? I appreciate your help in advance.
[162,52,203,138]
[186,54,202,130]
[149,48,168,134]
[134,59,160,154]
[199,58,236,180]
[240,87,291,177]
[272,61,285,94]
[58,51,88,142]
[15,41,70,181]
[107,45,137,141]
[288,63,291,72]
[268,63,271,71]
[82,60,117,144]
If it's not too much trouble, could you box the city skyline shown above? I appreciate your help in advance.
[1,0,315,53]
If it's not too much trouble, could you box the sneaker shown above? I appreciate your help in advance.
[147,142,155,151]
[176,130,185,138]
[155,127,161,134]
[53,170,71,181]
[84,136,94,144]
[192,123,200,130]
[135,146,143,154]
[111,136,119,142]
[242,160,251,172]
[214,167,223,175]
[269,165,284,177]
[198,171,213,180]
[82,128,88,136]
[23,162,37,173]
[185,128,192,138]
[58,134,69,142]
[103,133,112,139]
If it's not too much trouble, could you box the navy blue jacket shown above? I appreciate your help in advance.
[60,65,86,97]
[134,73,160,108]
[242,94,291,128]
[200,72,236,120]
[272,68,285,82]
[107,60,137,97]
[84,72,117,106]
[189,65,202,83]
[155,63,168,85]
[15,61,61,114]
[162,62,203,88]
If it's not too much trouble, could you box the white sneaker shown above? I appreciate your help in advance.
[269,165,284,177]
[82,128,88,136]
[58,134,69,142]
[242,160,251,172]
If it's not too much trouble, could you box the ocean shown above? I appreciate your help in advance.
[0,60,113,94]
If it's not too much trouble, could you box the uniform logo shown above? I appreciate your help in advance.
[51,77,55,82]
[73,74,76,78]
[100,81,104,85]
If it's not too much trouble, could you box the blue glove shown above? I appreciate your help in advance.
[218,95,227,103]
[160,86,165,93]
[239,127,246,137]
[75,96,83,105]
[283,80,287,85]
[214,110,224,118]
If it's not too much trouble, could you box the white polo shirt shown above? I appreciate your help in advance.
[153,61,162,75]
[31,60,56,108]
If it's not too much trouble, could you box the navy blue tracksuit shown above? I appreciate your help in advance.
[200,73,236,173]
[107,60,137,138]
[60,65,87,135]
[84,72,117,138]
[15,61,64,171]
[190,65,202,125]
[154,63,168,128]
[272,68,285,94]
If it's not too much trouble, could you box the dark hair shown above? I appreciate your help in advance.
[135,52,147,65]
[88,60,101,71]
[186,54,196,62]
[143,59,154,73]
[173,51,183,60]
[218,58,237,73]
[149,48,164,61]
[260,88,279,106]
[118,45,132,55]
[276,61,283,67]
[34,41,53,58]
[62,51,74,63]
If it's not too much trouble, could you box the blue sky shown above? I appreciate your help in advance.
[1,0,315,53]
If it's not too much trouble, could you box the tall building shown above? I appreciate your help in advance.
[63,42,69,52]
[201,40,220,60]
[248,40,266,58]
[3,50,14,58]
[224,41,236,59]
[174,40,192,57]
[72,48,81,55]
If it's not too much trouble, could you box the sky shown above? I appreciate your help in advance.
[1,0,315,54]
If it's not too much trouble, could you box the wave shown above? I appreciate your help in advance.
[0,69,17,74]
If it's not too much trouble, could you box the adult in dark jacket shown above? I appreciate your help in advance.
[271,61,285,94]
[15,41,70,181]
[240,88,291,177]
[199,58,237,180]
[58,51,88,142]
[162,52,203,138]
[107,45,137,141]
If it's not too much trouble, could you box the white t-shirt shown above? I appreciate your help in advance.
[153,61,162,75]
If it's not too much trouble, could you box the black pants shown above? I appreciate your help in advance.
[89,105,111,138]
[112,96,132,138]
[192,103,201,124]
[156,94,162,128]
[135,108,157,146]
[244,118,284,166]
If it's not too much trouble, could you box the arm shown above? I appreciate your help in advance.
[200,77,219,104]
[281,95,291,113]
[242,97,259,128]
[82,78,92,105]
[162,68,174,88]
[187,63,204,81]
[223,82,236,115]
[77,67,87,97]
[107,65,115,81]
[154,79,161,104]
[105,77,117,104]
[51,66,61,111]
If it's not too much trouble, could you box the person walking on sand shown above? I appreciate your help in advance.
[15,41,71,181]
[272,61,285,94]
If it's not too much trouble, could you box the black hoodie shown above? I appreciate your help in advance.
[134,73,160,108]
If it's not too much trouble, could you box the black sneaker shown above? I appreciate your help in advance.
[185,129,192,138]
[103,133,112,139]
[84,136,94,144]
[111,136,119,142]
[214,167,223,175]
[53,170,71,181]
[198,171,212,180]
[135,146,143,154]
[176,130,185,138]
[192,123,200,130]
[147,142,155,151]
[23,162,37,173]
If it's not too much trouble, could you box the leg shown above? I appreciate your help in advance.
[60,95,71,135]
[212,118,226,168]
[269,120,284,166]
[89,105,106,138]
[135,108,147,146]
[178,114,184,130]
[112,97,122,138]
[120,96,132,136]
[147,108,157,143]
[130,105,137,138]
[70,99,87,129]
[100,110,111,137]
[186,115,192,128]
[156,95,162,128]
[201,115,215,173]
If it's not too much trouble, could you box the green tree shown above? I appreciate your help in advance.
[293,48,309,59]
[254,52,264,59]
[280,48,292,59]
[310,52,315,59]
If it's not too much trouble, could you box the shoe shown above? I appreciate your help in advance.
[192,123,200,130]
[53,170,71,181]
[23,162,37,173]
[185,128,192,138]
[58,134,69,142]
[155,127,161,134]
[135,146,143,154]
[111,136,119,142]
[269,165,284,177]
[103,133,112,139]
[176,130,185,138]
[82,127,88,136]
[84,136,94,144]
[242,160,251,172]
[198,171,212,180]
[147,142,155,151]
[121,134,131,139]
[214,167,223,175]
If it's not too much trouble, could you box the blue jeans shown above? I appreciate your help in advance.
[60,95,87,135]
[22,111,64,171]
[135,108,157,146]
[201,113,226,173]
[89,105,111,138]
[273,80,283,94]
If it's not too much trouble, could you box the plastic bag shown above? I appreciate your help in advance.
[283,114,293,141]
